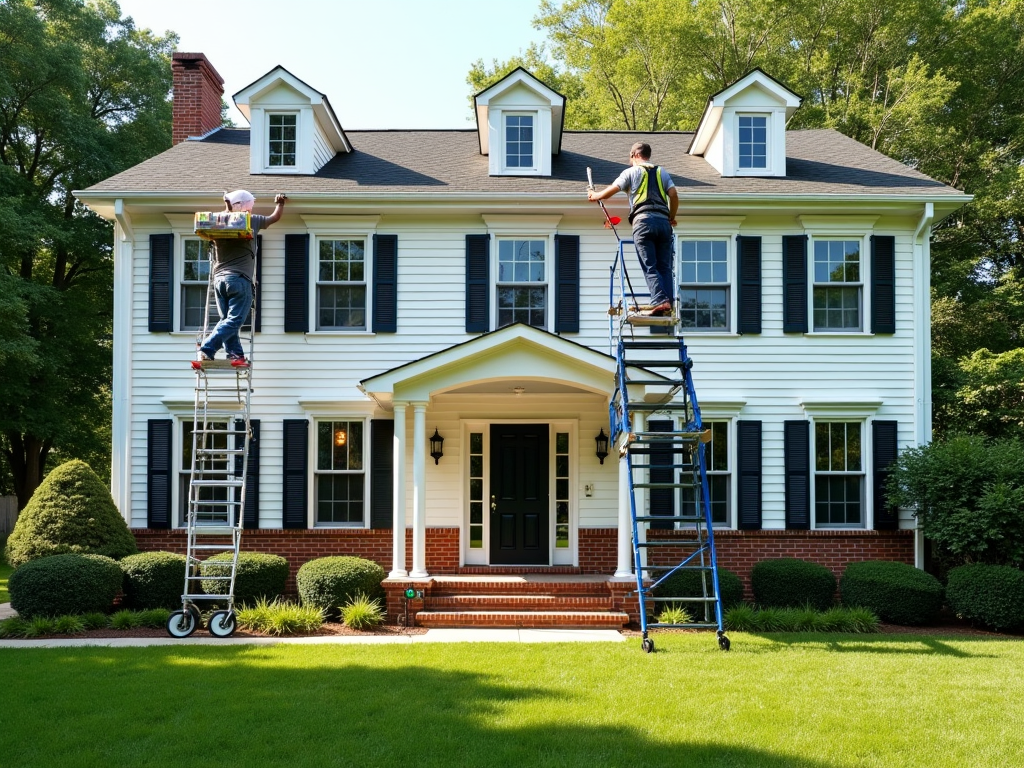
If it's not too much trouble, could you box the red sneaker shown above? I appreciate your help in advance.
[229,356,250,368]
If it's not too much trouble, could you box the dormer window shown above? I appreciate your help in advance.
[738,115,768,170]
[268,114,297,167]
[505,114,535,171]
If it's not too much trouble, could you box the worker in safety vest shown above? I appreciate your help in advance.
[588,142,679,316]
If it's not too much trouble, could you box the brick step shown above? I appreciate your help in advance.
[427,594,612,611]
[429,577,612,597]
[416,610,630,629]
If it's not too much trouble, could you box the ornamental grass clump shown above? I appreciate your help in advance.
[110,609,141,630]
[340,593,385,630]
[655,604,692,625]
[235,598,324,636]
[723,605,879,633]
[840,560,944,625]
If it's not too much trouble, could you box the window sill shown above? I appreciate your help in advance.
[307,330,375,337]
[677,331,741,338]
[313,524,369,530]
[804,331,873,337]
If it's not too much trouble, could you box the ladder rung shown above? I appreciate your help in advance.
[191,479,243,487]
[621,359,687,368]
[189,526,238,536]
[196,448,246,455]
[625,404,690,412]
[190,544,234,550]
[648,622,719,629]
[629,464,696,470]
[621,341,683,350]
[183,593,232,600]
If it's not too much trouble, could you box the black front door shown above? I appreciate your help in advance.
[490,424,549,565]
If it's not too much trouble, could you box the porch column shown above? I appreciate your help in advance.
[615,450,633,578]
[390,402,408,578]
[410,401,429,578]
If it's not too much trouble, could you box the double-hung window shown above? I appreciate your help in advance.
[181,238,212,331]
[680,420,730,526]
[268,114,297,168]
[496,238,547,329]
[317,238,366,330]
[678,239,729,331]
[504,114,534,170]
[738,115,768,170]
[315,419,365,526]
[178,419,230,527]
[814,421,864,527]
[813,239,862,331]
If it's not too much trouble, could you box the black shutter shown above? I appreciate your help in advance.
[782,235,808,333]
[235,419,260,529]
[466,234,490,333]
[648,419,675,530]
[736,236,762,334]
[147,419,173,529]
[370,419,395,529]
[736,420,762,530]
[284,233,309,333]
[282,419,309,529]
[784,420,811,529]
[149,234,174,332]
[554,234,580,333]
[372,234,398,333]
[872,420,899,530]
[871,235,896,334]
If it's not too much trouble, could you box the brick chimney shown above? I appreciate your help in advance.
[171,52,225,145]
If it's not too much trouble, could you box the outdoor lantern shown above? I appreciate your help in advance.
[429,428,444,465]
[334,427,347,447]
[595,428,610,464]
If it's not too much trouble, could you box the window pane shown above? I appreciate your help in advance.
[505,115,534,168]
[470,432,483,454]
[316,475,364,524]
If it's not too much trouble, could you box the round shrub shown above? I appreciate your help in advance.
[5,460,138,567]
[840,560,944,626]
[9,554,122,618]
[653,566,745,610]
[200,551,289,607]
[946,563,1024,632]
[751,558,837,611]
[296,556,385,618]
[120,551,187,610]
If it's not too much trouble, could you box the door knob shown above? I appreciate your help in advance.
[491,495,497,513]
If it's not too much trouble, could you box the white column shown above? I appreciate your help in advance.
[389,402,408,578]
[410,401,429,578]
[615,450,633,578]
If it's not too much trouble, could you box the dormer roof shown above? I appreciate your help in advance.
[473,67,566,156]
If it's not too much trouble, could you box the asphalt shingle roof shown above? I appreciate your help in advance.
[83,127,963,198]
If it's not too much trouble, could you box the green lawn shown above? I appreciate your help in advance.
[0,561,12,604]
[2,633,1022,767]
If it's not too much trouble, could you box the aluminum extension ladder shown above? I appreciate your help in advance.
[166,264,255,639]
[608,238,730,653]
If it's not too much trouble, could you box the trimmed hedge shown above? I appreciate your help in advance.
[653,566,745,610]
[946,563,1024,632]
[751,558,837,611]
[5,460,137,567]
[840,560,944,626]
[120,552,187,610]
[200,551,289,607]
[9,554,122,618]
[296,556,385,618]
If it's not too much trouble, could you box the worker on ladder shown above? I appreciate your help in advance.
[587,142,679,316]
[194,190,286,367]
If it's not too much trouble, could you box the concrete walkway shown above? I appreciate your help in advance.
[0,602,14,620]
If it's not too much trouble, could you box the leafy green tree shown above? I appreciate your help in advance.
[0,0,176,506]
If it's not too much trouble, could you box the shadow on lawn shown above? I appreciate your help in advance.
[748,633,998,658]
[3,647,857,768]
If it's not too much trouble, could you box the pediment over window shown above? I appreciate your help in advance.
[233,66,351,175]
[688,69,802,178]
[473,68,565,177]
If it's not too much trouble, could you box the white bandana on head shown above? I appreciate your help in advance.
[224,189,255,212]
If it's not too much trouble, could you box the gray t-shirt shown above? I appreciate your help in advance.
[613,164,675,221]
[211,214,268,281]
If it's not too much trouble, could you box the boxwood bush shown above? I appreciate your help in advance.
[296,556,385,618]
[840,560,944,626]
[751,558,837,611]
[945,563,1024,632]
[9,553,122,618]
[120,551,187,610]
[4,460,138,567]
[200,551,289,607]
[653,566,744,610]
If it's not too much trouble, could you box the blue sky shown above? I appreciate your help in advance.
[116,0,549,130]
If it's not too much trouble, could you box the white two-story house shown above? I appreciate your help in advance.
[75,53,969,624]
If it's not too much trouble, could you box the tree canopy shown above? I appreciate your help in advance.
[470,0,1024,439]
[0,0,177,506]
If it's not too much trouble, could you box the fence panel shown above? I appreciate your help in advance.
[0,497,18,534]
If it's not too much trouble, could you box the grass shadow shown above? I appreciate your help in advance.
[745,632,1000,658]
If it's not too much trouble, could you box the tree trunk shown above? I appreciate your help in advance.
[5,432,50,509]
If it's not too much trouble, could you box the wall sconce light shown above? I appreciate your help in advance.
[429,428,444,465]
[595,428,609,465]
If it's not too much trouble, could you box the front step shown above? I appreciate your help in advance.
[416,610,629,629]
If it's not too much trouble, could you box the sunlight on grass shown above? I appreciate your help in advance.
[3,633,1023,767]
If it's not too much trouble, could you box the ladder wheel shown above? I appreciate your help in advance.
[641,637,655,654]
[167,609,198,638]
[717,631,731,652]
[208,610,236,638]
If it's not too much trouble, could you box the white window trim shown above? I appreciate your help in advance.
[482,215,561,333]
[310,415,371,529]
[301,215,380,335]
[460,419,578,567]
[501,111,539,173]
[677,235,734,334]
[262,110,303,175]
[733,112,772,175]
[799,216,879,336]
[488,106,552,176]
[171,413,238,529]
[810,236,868,333]
[809,417,869,530]
[178,235,212,333]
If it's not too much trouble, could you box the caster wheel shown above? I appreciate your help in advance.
[208,610,236,638]
[717,631,731,651]
[641,638,655,654]
[167,609,198,638]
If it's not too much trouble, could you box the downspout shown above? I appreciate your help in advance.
[912,202,934,569]
[111,199,134,523]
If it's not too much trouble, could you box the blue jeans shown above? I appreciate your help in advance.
[632,215,674,306]
[199,273,252,359]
